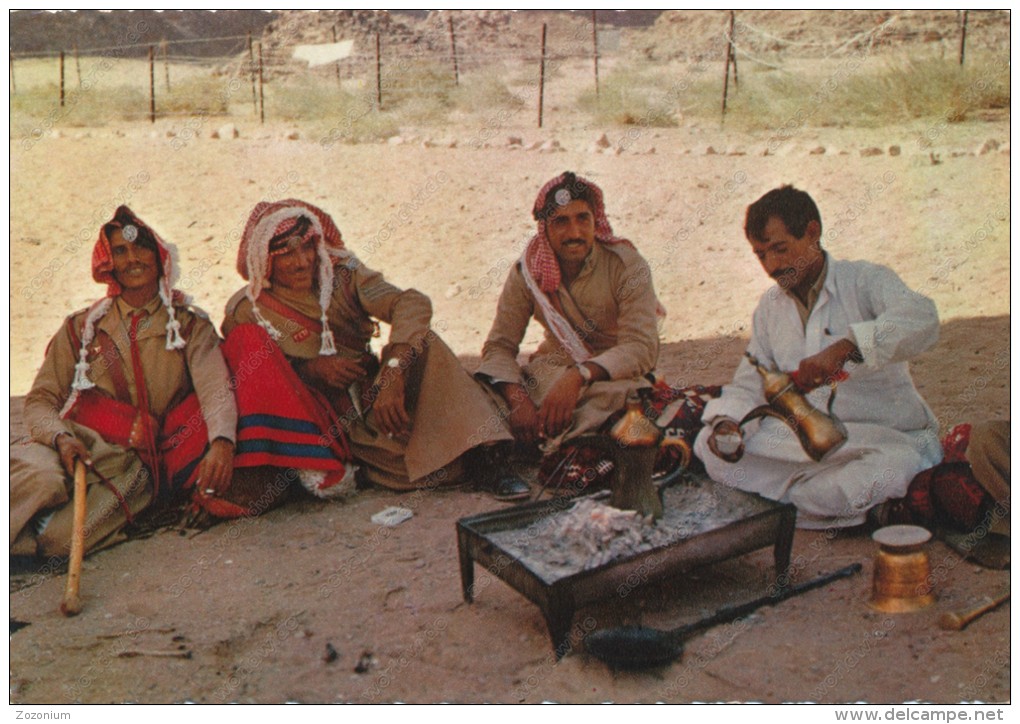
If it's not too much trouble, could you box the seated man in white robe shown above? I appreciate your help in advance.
[694,185,943,530]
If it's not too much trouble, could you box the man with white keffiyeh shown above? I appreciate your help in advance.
[222,199,529,500]
[477,172,664,451]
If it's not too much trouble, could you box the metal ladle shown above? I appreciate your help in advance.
[584,563,862,669]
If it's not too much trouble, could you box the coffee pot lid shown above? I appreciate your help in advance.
[872,524,932,550]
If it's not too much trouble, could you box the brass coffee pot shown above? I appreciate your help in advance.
[738,353,848,462]
[608,392,664,520]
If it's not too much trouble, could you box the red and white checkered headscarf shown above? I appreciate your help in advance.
[516,174,665,363]
[237,199,349,356]
[525,172,630,294]
[62,206,190,412]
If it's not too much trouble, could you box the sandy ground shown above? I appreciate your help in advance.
[8,108,1011,706]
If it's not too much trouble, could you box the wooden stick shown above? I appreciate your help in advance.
[592,10,599,97]
[74,44,81,88]
[97,627,176,639]
[59,50,65,107]
[60,460,87,616]
[939,592,1009,631]
[118,650,192,659]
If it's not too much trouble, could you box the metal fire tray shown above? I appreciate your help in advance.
[456,478,796,656]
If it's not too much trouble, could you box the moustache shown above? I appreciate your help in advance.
[562,238,587,245]
[771,268,797,284]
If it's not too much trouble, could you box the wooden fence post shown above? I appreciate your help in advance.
[248,32,258,114]
[721,16,732,119]
[721,49,731,118]
[538,23,547,128]
[375,32,382,110]
[448,15,460,86]
[258,41,265,123]
[592,10,599,97]
[59,51,65,107]
[959,10,968,66]
[729,10,738,87]
[148,45,155,123]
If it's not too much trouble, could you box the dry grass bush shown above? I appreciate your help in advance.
[267,67,522,143]
[384,62,455,115]
[158,76,230,117]
[577,68,680,127]
[320,110,403,145]
[266,79,361,122]
[848,54,1010,122]
[450,71,526,117]
[11,84,149,132]
[9,50,1007,138]
[687,53,1010,129]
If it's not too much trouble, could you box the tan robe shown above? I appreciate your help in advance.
[11,295,237,557]
[223,257,512,490]
[477,241,661,448]
[967,420,1010,536]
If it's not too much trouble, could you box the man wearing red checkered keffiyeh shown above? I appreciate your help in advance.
[11,206,238,557]
[477,172,664,452]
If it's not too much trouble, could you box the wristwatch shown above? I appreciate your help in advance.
[576,363,593,385]
[385,357,402,371]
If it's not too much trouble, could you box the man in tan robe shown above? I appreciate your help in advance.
[222,199,527,499]
[477,172,662,452]
[11,206,237,558]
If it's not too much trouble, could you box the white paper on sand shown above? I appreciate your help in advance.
[371,506,414,527]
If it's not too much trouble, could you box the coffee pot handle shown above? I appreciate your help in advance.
[738,404,788,428]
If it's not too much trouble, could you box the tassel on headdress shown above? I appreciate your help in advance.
[160,280,187,350]
[58,297,113,418]
[237,200,350,357]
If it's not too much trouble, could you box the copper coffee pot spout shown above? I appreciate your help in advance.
[738,353,848,462]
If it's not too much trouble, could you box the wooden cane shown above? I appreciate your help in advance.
[60,460,87,616]
[939,592,1010,631]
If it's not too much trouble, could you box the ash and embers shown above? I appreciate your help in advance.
[488,481,774,583]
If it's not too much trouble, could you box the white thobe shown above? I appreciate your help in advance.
[694,258,943,529]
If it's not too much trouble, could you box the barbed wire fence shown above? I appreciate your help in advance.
[8,11,1000,131]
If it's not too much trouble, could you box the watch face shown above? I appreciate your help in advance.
[387,358,400,368]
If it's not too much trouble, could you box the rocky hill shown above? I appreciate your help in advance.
[9,9,278,57]
[12,10,1009,64]
[634,9,1010,61]
[8,10,660,59]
